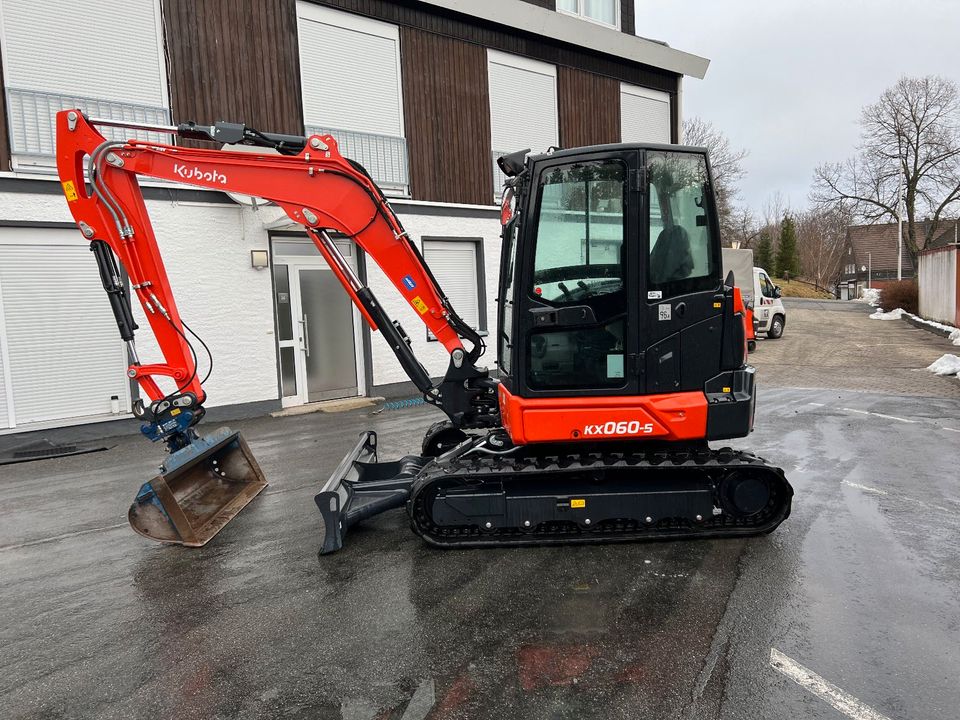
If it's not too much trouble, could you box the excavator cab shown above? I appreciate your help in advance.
[494,145,754,444]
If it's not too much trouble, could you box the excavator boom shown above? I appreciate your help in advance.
[56,110,497,547]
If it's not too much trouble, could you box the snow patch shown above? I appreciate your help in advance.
[870,307,904,320]
[856,288,882,306]
[928,354,960,376]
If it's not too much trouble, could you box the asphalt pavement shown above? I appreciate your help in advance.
[1,300,959,719]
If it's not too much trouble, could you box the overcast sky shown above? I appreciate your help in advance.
[635,0,960,213]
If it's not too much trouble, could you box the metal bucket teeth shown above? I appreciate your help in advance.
[128,428,267,547]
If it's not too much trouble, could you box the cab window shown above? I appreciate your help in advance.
[760,273,777,298]
[531,160,626,305]
[648,151,719,296]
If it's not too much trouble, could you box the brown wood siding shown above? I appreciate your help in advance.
[620,0,634,35]
[307,0,678,93]
[161,0,303,135]
[400,28,492,205]
[557,67,620,148]
[0,40,9,171]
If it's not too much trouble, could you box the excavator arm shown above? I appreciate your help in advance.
[55,110,497,549]
[57,110,497,448]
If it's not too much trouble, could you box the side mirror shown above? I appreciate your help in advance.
[774,285,782,299]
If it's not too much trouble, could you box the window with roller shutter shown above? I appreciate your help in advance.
[0,0,169,169]
[0,229,131,430]
[296,3,408,194]
[422,239,486,341]
[488,50,558,197]
[620,84,672,145]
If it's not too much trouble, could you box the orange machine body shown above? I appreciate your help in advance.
[498,384,708,445]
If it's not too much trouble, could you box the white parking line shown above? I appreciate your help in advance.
[943,427,960,434]
[770,648,893,720]
[843,481,887,496]
[842,408,917,423]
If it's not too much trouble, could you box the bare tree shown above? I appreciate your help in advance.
[796,204,852,290]
[727,206,761,249]
[683,117,748,244]
[811,76,960,265]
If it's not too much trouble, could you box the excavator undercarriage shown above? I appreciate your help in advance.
[318,428,792,554]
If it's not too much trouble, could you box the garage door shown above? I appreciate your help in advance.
[0,228,131,430]
[620,84,672,144]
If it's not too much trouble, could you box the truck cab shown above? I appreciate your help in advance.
[752,267,786,339]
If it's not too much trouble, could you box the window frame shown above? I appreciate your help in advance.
[528,159,629,308]
[644,149,723,299]
[557,0,621,30]
[0,0,170,172]
[421,237,488,342]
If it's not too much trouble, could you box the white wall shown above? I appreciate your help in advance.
[918,248,958,326]
[0,186,503,417]
[364,210,503,387]
[0,189,280,411]
[131,201,278,409]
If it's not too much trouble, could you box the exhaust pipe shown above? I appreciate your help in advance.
[128,427,267,546]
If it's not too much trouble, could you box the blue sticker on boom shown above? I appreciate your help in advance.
[402,275,417,290]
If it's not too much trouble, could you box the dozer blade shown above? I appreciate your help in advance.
[128,427,267,547]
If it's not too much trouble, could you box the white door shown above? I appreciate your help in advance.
[272,238,365,407]
[0,228,131,430]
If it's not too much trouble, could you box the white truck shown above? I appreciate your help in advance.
[721,248,787,340]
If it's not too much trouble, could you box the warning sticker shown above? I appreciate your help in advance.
[62,180,78,202]
[570,498,586,509]
[411,296,429,315]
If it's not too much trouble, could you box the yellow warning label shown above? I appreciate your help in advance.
[170,408,181,416]
[570,498,586,509]
[411,296,429,315]
[713,302,722,309]
[62,180,78,202]
[722,386,731,393]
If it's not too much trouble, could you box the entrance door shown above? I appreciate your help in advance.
[272,238,363,407]
[642,149,724,394]
[297,268,358,401]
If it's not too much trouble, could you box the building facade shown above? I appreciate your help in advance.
[0,0,709,433]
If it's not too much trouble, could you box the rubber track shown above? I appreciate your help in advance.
[408,447,793,549]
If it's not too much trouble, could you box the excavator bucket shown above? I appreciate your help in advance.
[128,428,267,547]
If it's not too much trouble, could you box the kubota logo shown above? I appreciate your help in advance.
[583,421,655,436]
[173,163,227,185]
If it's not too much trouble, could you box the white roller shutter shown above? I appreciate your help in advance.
[620,84,672,144]
[488,50,558,154]
[0,230,130,427]
[297,3,403,137]
[423,240,481,331]
[0,301,10,428]
[0,0,168,158]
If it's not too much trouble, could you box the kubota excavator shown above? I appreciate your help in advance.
[55,109,792,555]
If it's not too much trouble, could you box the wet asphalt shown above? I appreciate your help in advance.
[2,302,960,719]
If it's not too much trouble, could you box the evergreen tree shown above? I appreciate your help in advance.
[775,214,801,278]
[754,231,774,273]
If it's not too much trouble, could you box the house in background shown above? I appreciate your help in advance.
[0,0,710,434]
[837,220,959,299]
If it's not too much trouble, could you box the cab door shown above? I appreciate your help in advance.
[514,149,641,398]
[641,150,725,394]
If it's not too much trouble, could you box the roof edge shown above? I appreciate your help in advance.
[412,0,710,79]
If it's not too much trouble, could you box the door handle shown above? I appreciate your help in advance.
[300,315,311,357]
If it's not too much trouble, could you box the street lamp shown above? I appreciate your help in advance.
[897,178,904,281]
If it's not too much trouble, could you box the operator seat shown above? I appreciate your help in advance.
[650,225,694,283]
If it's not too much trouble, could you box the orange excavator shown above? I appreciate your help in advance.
[56,110,792,555]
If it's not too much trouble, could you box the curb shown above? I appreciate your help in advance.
[900,313,955,339]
